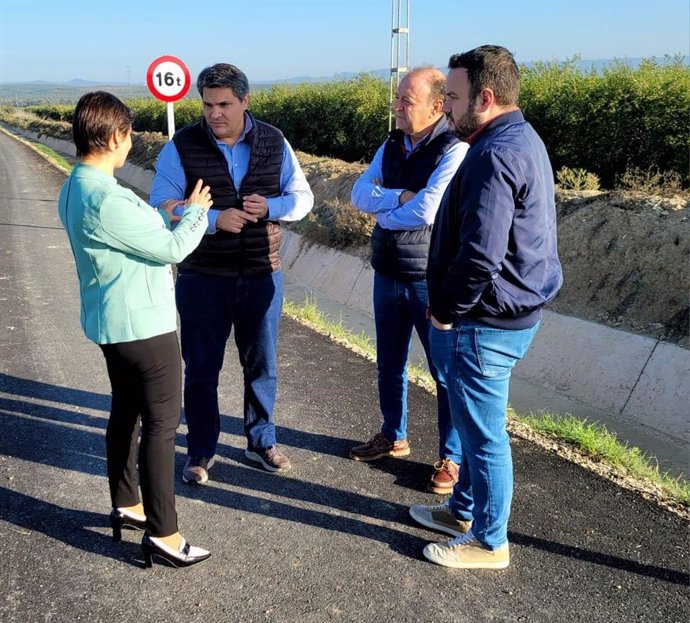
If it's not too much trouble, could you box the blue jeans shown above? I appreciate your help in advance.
[176,270,283,457]
[373,273,461,463]
[430,320,539,550]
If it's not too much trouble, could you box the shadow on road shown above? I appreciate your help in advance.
[1,372,688,585]
[0,487,143,568]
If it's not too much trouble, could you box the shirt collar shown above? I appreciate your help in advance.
[466,106,521,145]
[403,116,450,153]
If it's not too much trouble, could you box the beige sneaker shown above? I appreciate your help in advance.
[423,531,510,569]
[409,502,472,537]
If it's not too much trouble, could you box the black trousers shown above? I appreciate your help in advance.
[99,331,181,537]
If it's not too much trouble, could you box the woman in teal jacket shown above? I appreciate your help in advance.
[58,91,212,568]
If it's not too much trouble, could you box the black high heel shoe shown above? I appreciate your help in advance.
[142,534,211,568]
[110,508,147,543]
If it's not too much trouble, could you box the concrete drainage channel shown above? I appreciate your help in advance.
[17,129,690,478]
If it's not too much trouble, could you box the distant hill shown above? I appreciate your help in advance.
[0,83,154,106]
[547,55,689,72]
[65,78,122,86]
[255,69,389,85]
[1,56,686,105]
[253,56,689,84]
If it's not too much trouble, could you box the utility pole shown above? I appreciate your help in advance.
[389,0,410,130]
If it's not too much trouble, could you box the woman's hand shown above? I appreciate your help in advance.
[160,199,185,222]
[187,179,213,211]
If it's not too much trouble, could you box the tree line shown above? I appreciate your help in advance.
[24,57,690,189]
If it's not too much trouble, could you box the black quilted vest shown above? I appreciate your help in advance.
[173,113,284,276]
[371,126,459,281]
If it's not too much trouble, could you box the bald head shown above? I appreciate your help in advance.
[393,66,447,142]
[402,67,446,104]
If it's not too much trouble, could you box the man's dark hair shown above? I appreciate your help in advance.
[448,45,520,106]
[197,63,249,99]
[72,91,134,158]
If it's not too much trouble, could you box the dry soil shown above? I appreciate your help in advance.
[297,152,690,349]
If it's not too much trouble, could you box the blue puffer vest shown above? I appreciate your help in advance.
[370,127,459,281]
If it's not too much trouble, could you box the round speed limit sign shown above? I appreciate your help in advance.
[146,55,191,102]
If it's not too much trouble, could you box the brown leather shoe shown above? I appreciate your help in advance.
[245,445,291,472]
[350,432,410,461]
[428,458,459,495]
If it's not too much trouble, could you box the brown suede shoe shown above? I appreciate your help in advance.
[245,445,292,472]
[428,458,460,495]
[350,432,410,461]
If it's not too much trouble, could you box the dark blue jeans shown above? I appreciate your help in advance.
[176,270,283,458]
[373,272,462,462]
[430,320,539,549]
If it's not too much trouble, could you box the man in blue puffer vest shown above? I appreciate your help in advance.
[409,45,563,569]
[151,64,313,483]
[350,67,468,495]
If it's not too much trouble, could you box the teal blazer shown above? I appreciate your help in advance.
[58,163,207,344]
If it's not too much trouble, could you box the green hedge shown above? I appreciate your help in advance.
[520,57,689,187]
[25,59,689,187]
[26,103,74,122]
[249,75,389,162]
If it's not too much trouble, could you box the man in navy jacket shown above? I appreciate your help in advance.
[409,45,562,569]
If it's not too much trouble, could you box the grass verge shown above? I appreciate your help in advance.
[283,295,690,518]
[31,142,72,173]
[0,126,72,173]
[514,414,690,508]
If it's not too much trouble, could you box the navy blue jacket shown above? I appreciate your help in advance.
[427,110,562,329]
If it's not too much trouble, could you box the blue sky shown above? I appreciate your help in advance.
[0,0,687,83]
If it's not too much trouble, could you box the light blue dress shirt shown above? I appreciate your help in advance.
[351,119,468,231]
[150,114,313,233]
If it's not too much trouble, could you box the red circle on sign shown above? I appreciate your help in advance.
[146,55,192,102]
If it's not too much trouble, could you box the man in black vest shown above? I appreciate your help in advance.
[151,63,313,483]
[349,67,468,494]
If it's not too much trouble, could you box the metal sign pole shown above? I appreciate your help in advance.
[167,102,175,140]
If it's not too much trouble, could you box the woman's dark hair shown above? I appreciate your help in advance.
[448,45,520,106]
[72,91,134,157]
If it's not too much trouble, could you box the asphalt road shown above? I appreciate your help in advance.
[0,130,688,623]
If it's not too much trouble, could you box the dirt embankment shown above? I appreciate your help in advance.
[4,111,687,348]
[550,191,688,347]
[296,152,690,349]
